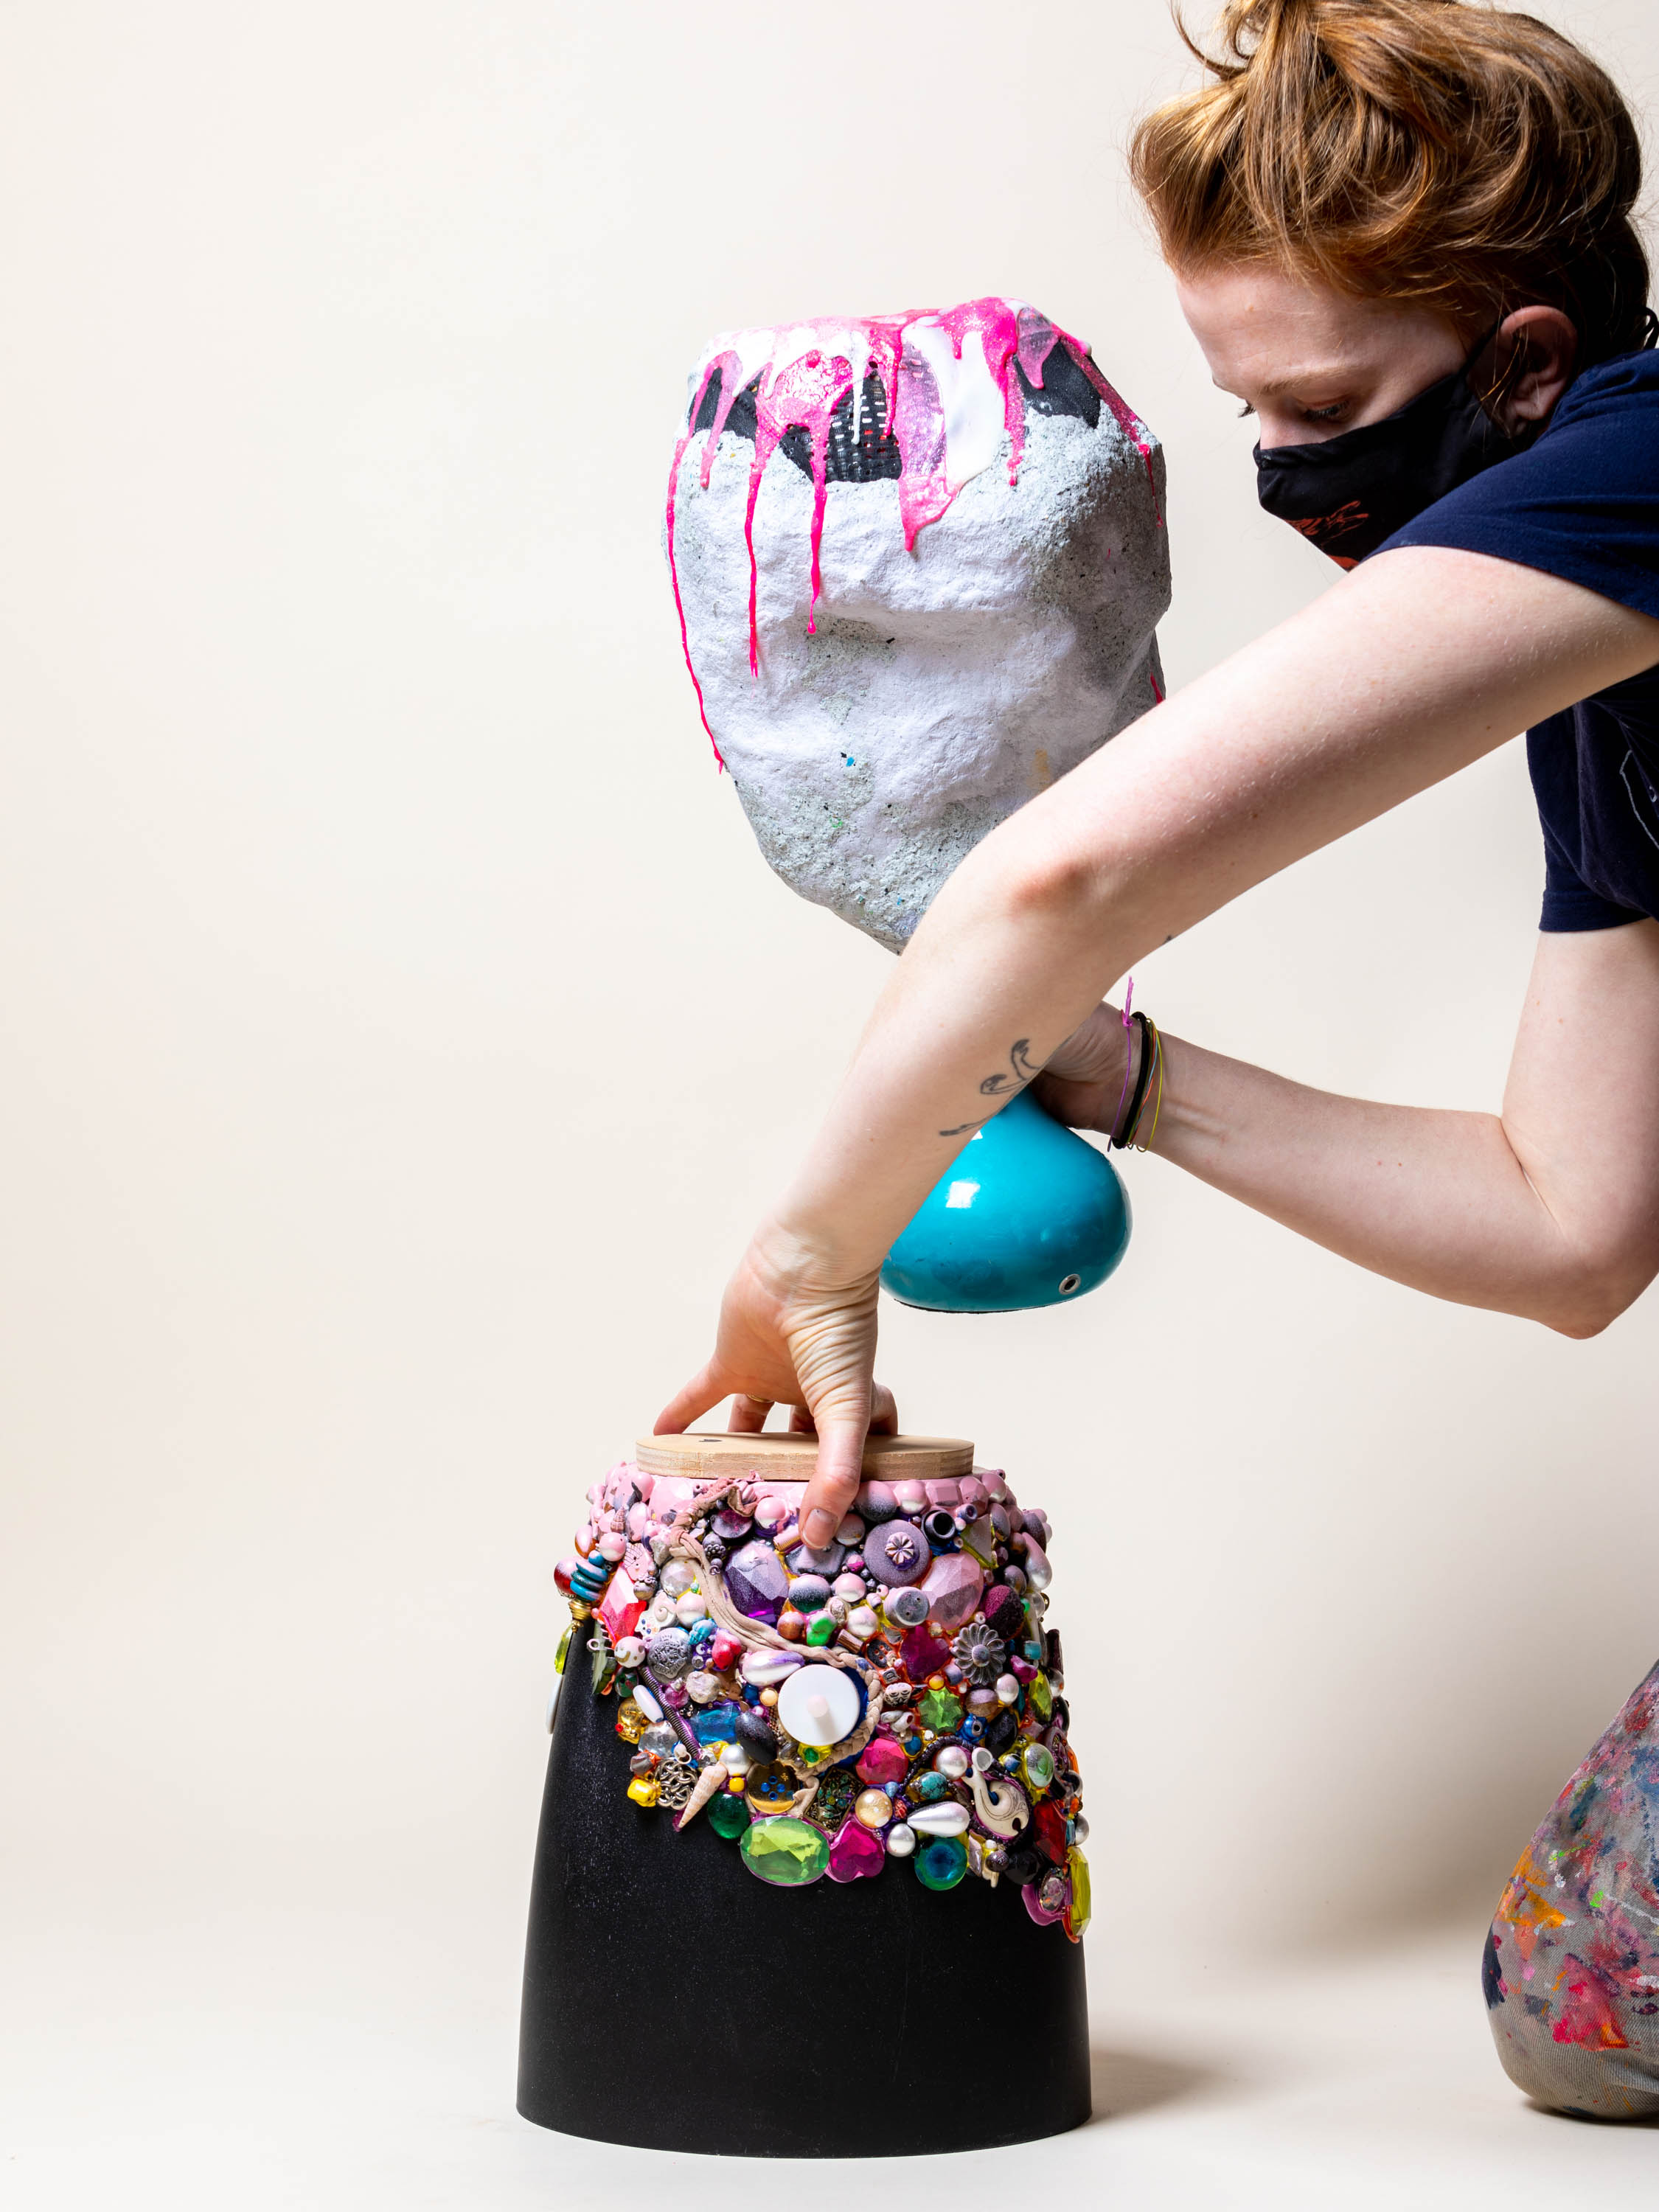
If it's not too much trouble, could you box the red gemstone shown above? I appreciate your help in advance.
[1034,1801,1068,1864]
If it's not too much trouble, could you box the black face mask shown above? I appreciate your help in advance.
[1253,335,1531,567]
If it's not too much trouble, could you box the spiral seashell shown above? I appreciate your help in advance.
[673,1761,730,1830]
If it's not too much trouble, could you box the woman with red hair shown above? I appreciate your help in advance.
[664,2,1659,2114]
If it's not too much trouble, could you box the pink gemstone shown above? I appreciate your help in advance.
[597,1569,645,1643]
[827,1816,886,1882]
[856,1736,909,1787]
[919,1552,984,1631]
[900,1627,951,1681]
[924,1479,961,1507]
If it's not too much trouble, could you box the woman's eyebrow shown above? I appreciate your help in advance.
[1247,361,1353,397]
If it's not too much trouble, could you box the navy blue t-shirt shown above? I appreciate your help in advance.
[1384,349,1659,930]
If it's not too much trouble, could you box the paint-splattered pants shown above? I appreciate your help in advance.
[1484,1659,1659,2118]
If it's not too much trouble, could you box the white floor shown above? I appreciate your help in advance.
[5,1907,1655,2211]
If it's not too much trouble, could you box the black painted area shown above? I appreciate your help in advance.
[518,1663,1091,2157]
[686,333,1103,495]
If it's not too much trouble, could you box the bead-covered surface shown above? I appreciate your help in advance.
[551,1458,1088,1936]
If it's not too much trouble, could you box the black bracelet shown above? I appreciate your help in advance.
[1111,1011,1152,1149]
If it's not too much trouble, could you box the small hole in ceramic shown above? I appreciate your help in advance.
[1058,1274,1081,1295]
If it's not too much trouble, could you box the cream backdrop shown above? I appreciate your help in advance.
[4,0,1658,2113]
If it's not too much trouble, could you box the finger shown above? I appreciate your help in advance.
[654,1364,728,1437]
[799,1410,869,1550]
[786,1405,818,1436]
[866,1383,899,1436]
[727,1394,773,1435]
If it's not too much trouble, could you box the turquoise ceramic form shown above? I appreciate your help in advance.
[880,1089,1132,1313]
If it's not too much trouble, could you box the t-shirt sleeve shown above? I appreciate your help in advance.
[1538,814,1647,931]
[1380,355,1659,625]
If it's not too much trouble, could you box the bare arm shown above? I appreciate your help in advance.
[659,547,1659,1538]
[1039,922,1659,1339]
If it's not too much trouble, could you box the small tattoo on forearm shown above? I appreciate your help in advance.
[939,1040,1038,1137]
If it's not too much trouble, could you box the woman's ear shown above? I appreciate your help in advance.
[1487,306,1579,434]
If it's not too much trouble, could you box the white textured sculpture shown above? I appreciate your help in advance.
[666,299,1170,953]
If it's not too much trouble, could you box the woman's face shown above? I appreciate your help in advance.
[1175,262,1467,449]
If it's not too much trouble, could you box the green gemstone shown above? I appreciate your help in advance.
[707,1790,751,1840]
[918,1688,963,1733]
[740,1816,830,1887]
[1029,1672,1053,1721]
[1065,1846,1091,1939]
[914,1835,967,1891]
[806,1613,838,1646]
[554,1627,572,1677]
[1020,1742,1055,1795]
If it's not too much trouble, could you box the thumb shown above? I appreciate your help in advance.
[799,1406,869,1551]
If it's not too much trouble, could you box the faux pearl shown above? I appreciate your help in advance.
[933,1745,970,1778]
[885,1822,917,1859]
[674,1592,708,1624]
[855,1788,893,1829]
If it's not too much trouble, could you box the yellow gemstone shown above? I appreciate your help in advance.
[1065,1845,1091,1940]
[627,1775,659,1808]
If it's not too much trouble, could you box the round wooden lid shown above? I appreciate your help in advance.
[633,1430,974,1482]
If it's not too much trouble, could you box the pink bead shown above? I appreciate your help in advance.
[856,1736,909,1787]
[919,1551,984,1632]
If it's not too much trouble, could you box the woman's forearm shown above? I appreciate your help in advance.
[771,549,1659,1284]
[1143,1036,1601,1331]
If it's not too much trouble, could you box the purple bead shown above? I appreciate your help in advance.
[724,1540,787,1624]
[863,1520,929,1586]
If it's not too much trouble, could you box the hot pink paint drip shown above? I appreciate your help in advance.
[664,299,1164,745]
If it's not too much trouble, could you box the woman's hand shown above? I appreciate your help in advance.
[655,1221,897,1548]
[1033,1000,1130,1135]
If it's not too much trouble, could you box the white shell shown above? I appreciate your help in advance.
[885,1822,917,1859]
[742,1649,804,1686]
[685,1670,720,1704]
[776,1662,862,1748]
[545,1674,563,1731]
[908,1801,970,1837]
